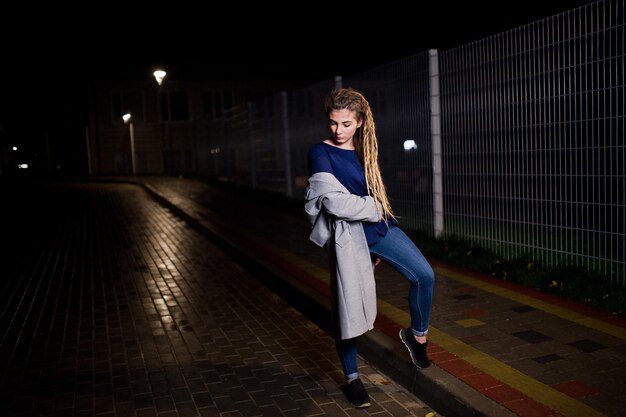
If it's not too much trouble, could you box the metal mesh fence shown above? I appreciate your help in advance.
[440,0,624,280]
[193,0,624,282]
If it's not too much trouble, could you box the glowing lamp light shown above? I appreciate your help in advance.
[403,140,417,151]
[153,70,167,86]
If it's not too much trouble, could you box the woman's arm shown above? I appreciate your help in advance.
[319,191,382,222]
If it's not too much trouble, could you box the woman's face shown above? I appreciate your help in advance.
[327,109,362,149]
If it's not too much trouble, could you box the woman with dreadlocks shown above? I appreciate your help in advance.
[305,88,435,408]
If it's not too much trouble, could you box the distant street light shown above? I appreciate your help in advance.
[403,139,417,151]
[123,113,136,174]
[153,70,166,86]
[153,69,169,174]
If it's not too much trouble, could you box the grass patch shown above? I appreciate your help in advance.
[403,229,625,316]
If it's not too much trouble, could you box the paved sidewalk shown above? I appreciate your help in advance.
[0,180,439,417]
[132,176,626,417]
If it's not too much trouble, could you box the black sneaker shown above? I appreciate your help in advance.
[343,378,371,408]
[399,328,431,369]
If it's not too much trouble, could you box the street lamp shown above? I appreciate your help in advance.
[153,69,168,174]
[153,70,166,86]
[123,113,136,174]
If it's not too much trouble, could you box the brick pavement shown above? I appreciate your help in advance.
[0,180,440,417]
[133,176,626,417]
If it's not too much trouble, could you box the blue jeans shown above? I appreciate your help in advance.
[336,225,435,380]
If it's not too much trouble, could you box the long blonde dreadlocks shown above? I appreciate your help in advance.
[324,88,395,221]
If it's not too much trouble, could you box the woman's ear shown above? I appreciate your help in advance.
[357,119,363,128]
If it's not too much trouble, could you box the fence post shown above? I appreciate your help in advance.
[334,76,342,89]
[281,92,293,197]
[247,101,257,188]
[429,49,444,238]
[85,126,92,176]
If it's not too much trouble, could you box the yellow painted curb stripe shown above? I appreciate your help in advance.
[434,265,626,341]
[376,300,607,417]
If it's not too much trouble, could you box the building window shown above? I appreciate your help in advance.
[111,91,144,123]
[203,91,233,119]
[161,91,190,121]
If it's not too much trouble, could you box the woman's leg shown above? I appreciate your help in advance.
[335,337,359,381]
[369,226,435,337]
[335,337,370,407]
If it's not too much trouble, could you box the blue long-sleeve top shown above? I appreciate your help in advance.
[308,142,395,246]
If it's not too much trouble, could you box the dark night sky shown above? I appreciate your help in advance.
[0,0,597,147]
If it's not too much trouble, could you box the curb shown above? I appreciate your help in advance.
[138,180,516,417]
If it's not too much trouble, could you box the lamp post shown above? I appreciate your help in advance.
[123,113,136,175]
[153,69,168,174]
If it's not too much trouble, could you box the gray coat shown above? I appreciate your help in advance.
[305,172,382,340]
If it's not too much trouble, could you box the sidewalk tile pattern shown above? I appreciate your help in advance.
[0,181,439,417]
[135,177,626,417]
